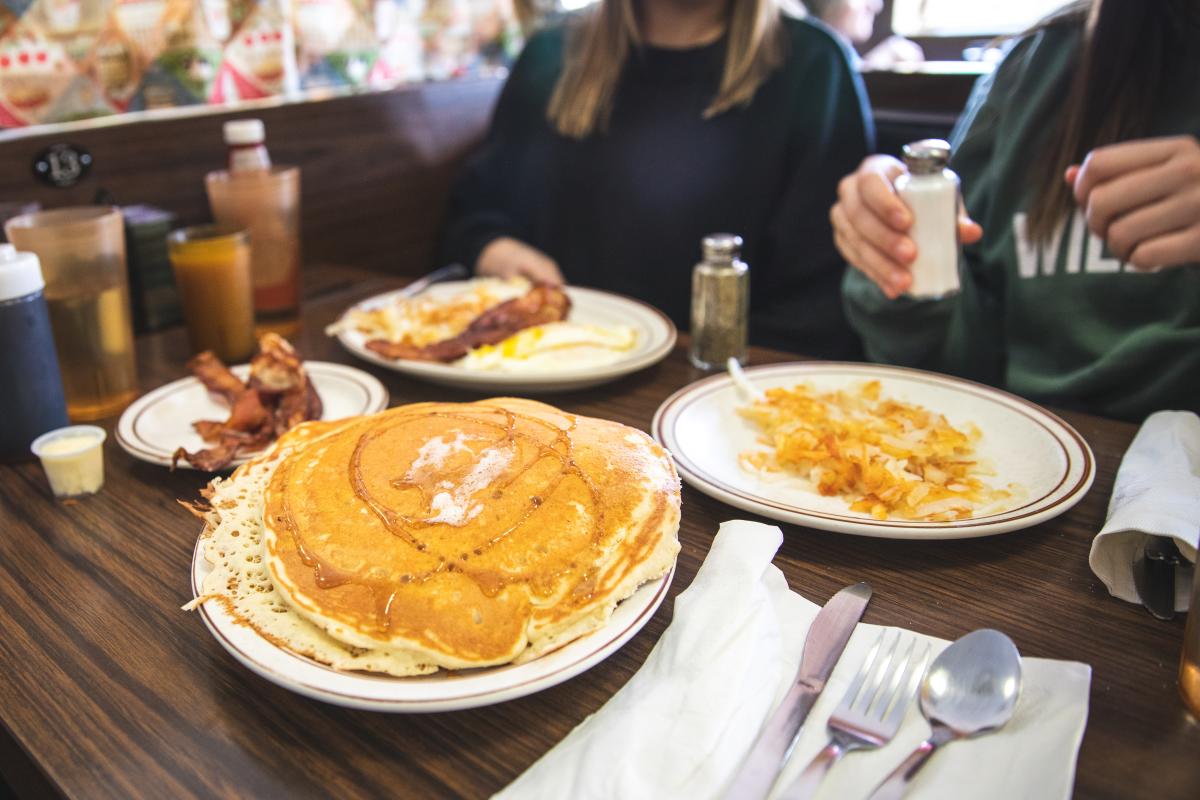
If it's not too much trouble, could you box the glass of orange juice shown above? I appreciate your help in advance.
[5,206,139,421]
[167,226,256,363]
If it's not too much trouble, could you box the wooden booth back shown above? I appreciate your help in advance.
[0,79,503,277]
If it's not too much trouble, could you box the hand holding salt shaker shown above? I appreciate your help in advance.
[895,139,961,298]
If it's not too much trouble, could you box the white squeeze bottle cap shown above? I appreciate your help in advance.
[224,118,266,146]
[896,139,961,299]
[0,243,45,302]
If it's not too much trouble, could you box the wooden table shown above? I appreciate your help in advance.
[2,268,1197,800]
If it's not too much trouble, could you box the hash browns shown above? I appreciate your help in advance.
[738,380,1013,521]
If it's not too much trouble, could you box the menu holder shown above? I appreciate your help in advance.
[122,204,182,334]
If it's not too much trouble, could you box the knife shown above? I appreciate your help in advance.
[398,263,469,299]
[720,582,872,800]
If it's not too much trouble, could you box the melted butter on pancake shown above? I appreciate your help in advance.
[399,429,513,526]
[186,398,680,675]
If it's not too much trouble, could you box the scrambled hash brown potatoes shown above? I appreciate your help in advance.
[738,381,1016,521]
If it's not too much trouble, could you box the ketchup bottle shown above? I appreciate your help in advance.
[224,119,272,173]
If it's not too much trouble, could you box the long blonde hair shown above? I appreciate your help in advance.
[545,0,787,139]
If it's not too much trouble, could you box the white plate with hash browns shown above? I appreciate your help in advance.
[652,362,1095,539]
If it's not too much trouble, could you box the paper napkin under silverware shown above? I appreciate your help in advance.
[1088,411,1200,613]
[495,521,1091,800]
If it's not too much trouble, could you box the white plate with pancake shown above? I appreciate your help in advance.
[331,282,677,392]
[653,362,1095,539]
[191,542,674,712]
[187,398,681,711]
[116,362,389,469]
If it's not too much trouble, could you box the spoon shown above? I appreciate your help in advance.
[868,629,1022,800]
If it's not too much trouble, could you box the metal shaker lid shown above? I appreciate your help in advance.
[702,233,743,262]
[0,243,45,302]
[902,139,952,175]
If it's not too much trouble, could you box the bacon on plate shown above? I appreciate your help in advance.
[365,284,571,363]
[172,335,322,471]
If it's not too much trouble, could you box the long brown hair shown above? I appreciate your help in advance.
[1026,0,1200,244]
[546,0,787,139]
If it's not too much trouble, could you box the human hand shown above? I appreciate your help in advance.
[861,36,925,71]
[831,155,982,299]
[1067,135,1200,270]
[477,237,564,285]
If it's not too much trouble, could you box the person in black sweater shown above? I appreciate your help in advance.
[440,0,873,358]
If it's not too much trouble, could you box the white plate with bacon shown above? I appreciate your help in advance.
[652,362,1096,539]
[117,338,388,471]
[327,279,677,392]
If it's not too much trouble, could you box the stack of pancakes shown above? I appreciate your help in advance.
[189,398,681,675]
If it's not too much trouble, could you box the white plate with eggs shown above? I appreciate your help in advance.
[331,282,677,393]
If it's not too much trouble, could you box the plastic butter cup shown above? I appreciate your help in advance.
[30,425,107,498]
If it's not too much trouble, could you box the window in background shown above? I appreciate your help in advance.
[892,0,1074,37]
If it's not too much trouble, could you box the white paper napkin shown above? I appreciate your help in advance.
[495,520,1091,800]
[1088,411,1200,611]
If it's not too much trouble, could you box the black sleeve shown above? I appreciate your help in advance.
[754,25,874,358]
[437,32,562,272]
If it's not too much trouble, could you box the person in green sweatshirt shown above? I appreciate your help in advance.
[838,0,1200,422]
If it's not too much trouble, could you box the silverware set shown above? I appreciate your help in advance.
[723,583,1023,800]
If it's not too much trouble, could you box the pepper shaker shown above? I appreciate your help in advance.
[689,233,749,370]
[0,244,69,462]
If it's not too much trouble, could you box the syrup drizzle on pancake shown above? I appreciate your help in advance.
[187,400,680,673]
[268,404,625,639]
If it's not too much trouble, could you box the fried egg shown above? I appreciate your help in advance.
[457,322,638,372]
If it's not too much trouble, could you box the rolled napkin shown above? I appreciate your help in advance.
[496,520,1091,800]
[1088,410,1200,611]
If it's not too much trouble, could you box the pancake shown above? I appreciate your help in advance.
[189,398,681,675]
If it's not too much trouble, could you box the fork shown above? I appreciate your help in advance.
[776,630,930,800]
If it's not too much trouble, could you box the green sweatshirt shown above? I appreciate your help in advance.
[843,20,1200,422]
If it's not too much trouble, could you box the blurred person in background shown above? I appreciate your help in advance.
[440,0,873,358]
[835,0,1200,420]
[804,0,924,69]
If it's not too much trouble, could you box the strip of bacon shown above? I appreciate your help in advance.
[172,337,322,471]
[365,284,571,363]
[249,333,305,393]
[189,351,245,404]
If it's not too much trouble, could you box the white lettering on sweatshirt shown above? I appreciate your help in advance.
[1012,210,1139,278]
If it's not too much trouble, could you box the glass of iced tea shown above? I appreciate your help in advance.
[168,226,256,362]
[205,166,300,335]
[1181,555,1200,718]
[5,207,138,421]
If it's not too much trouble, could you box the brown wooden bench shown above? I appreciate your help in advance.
[0,79,504,278]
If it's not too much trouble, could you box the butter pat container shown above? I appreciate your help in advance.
[30,425,107,498]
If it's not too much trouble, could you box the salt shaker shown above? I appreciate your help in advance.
[689,233,749,370]
[0,244,69,462]
[895,139,961,298]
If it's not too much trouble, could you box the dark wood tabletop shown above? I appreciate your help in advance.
[2,267,1197,800]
